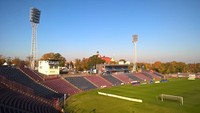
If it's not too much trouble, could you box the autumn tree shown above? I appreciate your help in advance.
[145,61,200,74]
[0,55,5,65]
[152,61,165,73]
[69,61,74,69]
[41,53,54,60]
[74,59,83,71]
[81,58,88,70]
[188,63,200,73]
[195,63,200,73]
[40,52,66,67]
[65,61,74,69]
[12,57,22,66]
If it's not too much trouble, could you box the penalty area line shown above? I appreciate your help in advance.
[98,92,143,103]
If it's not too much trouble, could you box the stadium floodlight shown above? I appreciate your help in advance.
[132,34,138,72]
[30,7,41,70]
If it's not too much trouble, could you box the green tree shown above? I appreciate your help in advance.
[54,53,66,67]
[87,55,105,70]
[176,62,188,73]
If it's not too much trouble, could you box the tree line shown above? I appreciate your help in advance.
[1,53,199,74]
[137,61,200,74]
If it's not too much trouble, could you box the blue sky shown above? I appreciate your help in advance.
[0,0,200,63]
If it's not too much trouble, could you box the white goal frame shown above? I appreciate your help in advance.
[160,94,183,105]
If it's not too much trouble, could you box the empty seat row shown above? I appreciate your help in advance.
[0,87,61,113]
[84,76,112,88]
[101,75,122,86]
[133,73,152,81]
[142,71,161,80]
[125,73,142,81]
[113,74,133,84]
[43,78,81,95]
[0,66,62,99]
[20,67,44,82]
[153,71,164,78]
[65,76,97,91]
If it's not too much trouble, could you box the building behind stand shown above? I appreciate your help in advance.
[96,64,130,75]
[38,60,60,75]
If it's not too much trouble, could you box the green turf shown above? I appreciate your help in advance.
[65,78,200,113]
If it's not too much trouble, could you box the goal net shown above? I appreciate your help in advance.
[160,94,183,105]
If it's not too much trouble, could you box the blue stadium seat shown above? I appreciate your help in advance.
[101,75,122,86]
[65,76,97,91]
[126,73,142,81]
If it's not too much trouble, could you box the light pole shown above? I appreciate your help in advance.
[132,34,138,72]
[30,7,41,70]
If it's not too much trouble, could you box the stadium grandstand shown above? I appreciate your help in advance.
[0,63,165,113]
[0,66,63,113]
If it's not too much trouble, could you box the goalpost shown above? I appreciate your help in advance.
[160,94,183,105]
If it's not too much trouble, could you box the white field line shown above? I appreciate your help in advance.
[98,92,142,103]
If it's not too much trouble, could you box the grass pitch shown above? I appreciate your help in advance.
[65,78,200,113]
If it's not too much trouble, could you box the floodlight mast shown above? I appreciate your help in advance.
[30,7,41,70]
[132,34,138,72]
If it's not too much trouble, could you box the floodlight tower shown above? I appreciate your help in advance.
[132,34,138,72]
[30,7,41,70]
